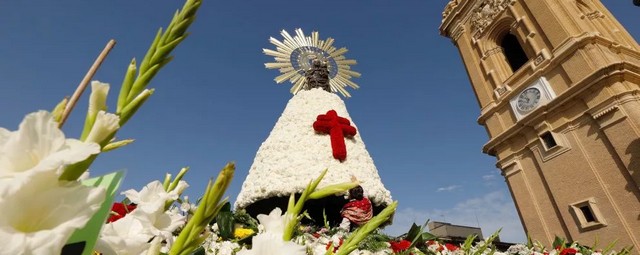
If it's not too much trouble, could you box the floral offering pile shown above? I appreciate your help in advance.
[0,0,634,255]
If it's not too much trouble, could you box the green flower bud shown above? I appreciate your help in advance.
[81,81,110,140]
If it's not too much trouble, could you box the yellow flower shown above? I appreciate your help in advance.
[233,228,255,239]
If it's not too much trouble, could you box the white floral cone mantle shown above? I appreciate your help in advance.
[235,89,392,213]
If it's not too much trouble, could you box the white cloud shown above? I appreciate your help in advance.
[383,191,526,244]
[482,174,496,181]
[436,185,461,192]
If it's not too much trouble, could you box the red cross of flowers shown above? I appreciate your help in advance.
[313,110,357,161]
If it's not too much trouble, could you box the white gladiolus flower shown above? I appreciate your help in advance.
[99,182,187,254]
[257,207,288,234]
[0,111,100,185]
[0,111,104,254]
[98,210,184,254]
[97,214,153,255]
[0,170,105,254]
[122,181,178,212]
[133,206,186,242]
[237,208,305,255]
[171,180,189,196]
[84,111,120,144]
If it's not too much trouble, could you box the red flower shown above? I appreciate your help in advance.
[107,202,137,223]
[560,248,578,255]
[390,240,412,253]
[444,243,459,251]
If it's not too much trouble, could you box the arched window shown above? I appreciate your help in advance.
[501,33,529,71]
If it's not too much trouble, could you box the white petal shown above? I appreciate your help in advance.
[169,180,189,196]
[123,181,175,213]
[155,210,186,234]
[39,138,100,175]
[0,128,10,146]
[88,81,110,118]
[99,215,153,255]
[256,207,289,234]
[240,207,306,255]
[245,232,306,255]
[0,111,100,179]
[85,111,120,144]
[0,231,27,254]
[0,111,64,175]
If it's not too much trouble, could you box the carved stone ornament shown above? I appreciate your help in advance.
[483,47,504,59]
[534,53,546,65]
[585,11,603,20]
[442,0,460,22]
[494,85,511,97]
[450,25,465,42]
[470,0,511,35]
[576,0,604,20]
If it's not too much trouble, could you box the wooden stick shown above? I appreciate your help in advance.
[58,39,116,128]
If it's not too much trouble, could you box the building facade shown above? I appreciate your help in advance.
[439,0,640,249]
[428,221,516,250]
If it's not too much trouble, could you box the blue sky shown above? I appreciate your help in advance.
[1,1,637,243]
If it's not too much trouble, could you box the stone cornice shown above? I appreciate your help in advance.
[470,0,513,38]
[440,0,515,40]
[477,33,639,125]
[483,61,640,155]
[440,0,477,38]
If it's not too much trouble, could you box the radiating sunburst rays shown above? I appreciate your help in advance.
[263,28,361,97]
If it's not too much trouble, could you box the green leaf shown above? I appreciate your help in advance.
[119,88,154,126]
[461,234,477,252]
[170,163,234,255]
[421,232,437,241]
[553,236,566,250]
[335,201,398,255]
[190,247,205,255]
[102,139,134,152]
[308,181,358,200]
[117,59,137,113]
[406,223,421,241]
[66,170,126,255]
[323,209,330,229]
[168,167,190,192]
[602,239,618,254]
[216,210,235,239]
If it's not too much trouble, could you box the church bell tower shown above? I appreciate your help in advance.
[439,0,640,249]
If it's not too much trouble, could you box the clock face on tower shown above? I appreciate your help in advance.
[516,87,541,112]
